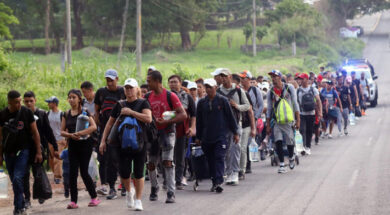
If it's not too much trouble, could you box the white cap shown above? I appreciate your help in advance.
[261,82,270,91]
[187,81,197,90]
[204,79,217,87]
[211,68,231,76]
[124,78,138,87]
[148,66,156,71]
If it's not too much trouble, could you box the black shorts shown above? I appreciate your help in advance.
[118,148,146,179]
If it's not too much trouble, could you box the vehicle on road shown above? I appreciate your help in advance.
[342,59,379,107]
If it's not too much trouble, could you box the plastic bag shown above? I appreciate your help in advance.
[88,152,99,182]
[295,132,304,154]
[32,163,52,200]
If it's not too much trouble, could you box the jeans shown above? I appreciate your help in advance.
[202,139,228,185]
[342,108,349,129]
[336,107,343,132]
[299,115,315,149]
[225,128,242,176]
[148,131,176,194]
[5,149,30,210]
[239,127,251,172]
[174,136,187,184]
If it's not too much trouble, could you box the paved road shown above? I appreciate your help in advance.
[2,12,390,215]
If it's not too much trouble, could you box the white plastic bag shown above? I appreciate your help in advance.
[295,132,304,154]
[88,152,99,182]
[349,112,356,126]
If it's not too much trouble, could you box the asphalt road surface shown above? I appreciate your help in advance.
[2,11,390,215]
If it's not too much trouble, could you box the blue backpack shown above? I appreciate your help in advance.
[118,116,144,151]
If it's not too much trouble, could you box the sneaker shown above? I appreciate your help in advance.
[344,128,348,135]
[181,177,188,186]
[121,187,126,197]
[165,191,175,204]
[88,198,101,207]
[210,184,217,192]
[321,133,328,139]
[106,188,117,200]
[231,172,239,186]
[278,166,287,174]
[38,198,45,204]
[245,168,252,174]
[176,182,184,190]
[67,202,79,209]
[338,132,343,137]
[305,148,311,155]
[238,171,245,180]
[149,186,159,201]
[328,134,333,139]
[134,199,143,211]
[97,186,108,196]
[225,174,232,185]
[13,208,27,215]
[24,199,31,209]
[126,190,135,208]
[289,158,295,170]
[54,178,61,184]
[215,184,223,193]
[260,150,266,161]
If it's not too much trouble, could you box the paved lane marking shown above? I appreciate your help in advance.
[366,137,373,146]
[348,170,360,188]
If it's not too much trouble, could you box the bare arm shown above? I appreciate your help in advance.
[315,95,323,118]
[121,108,152,124]
[30,121,43,163]
[248,106,256,137]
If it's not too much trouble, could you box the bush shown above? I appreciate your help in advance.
[307,40,340,67]
[336,38,365,59]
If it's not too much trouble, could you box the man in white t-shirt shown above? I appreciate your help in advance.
[296,73,322,155]
[45,96,66,184]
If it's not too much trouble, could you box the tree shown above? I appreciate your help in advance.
[243,23,252,47]
[256,26,267,43]
[0,2,19,39]
[44,0,51,54]
[72,0,84,49]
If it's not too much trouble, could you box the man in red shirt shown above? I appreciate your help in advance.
[146,70,187,204]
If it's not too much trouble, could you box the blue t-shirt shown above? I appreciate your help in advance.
[321,88,339,107]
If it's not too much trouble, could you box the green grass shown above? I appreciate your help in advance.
[2,28,276,50]
[1,44,305,110]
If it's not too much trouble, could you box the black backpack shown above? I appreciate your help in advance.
[1,109,23,154]
[144,91,174,155]
[297,87,316,112]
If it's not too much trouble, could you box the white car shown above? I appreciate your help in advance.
[342,64,378,107]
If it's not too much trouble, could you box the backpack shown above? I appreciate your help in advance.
[1,109,22,154]
[118,116,144,151]
[271,85,294,124]
[217,87,243,124]
[99,89,123,126]
[297,87,316,112]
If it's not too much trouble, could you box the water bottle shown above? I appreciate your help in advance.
[75,109,90,140]
[349,112,356,126]
[162,111,176,120]
[249,139,260,162]
[0,169,8,199]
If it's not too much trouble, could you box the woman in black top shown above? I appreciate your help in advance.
[60,89,99,209]
[100,78,152,211]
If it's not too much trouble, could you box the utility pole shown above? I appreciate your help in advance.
[252,0,257,57]
[66,0,72,65]
[136,0,142,77]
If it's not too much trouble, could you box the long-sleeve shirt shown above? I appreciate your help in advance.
[34,109,58,151]
[218,83,250,124]
[247,86,264,119]
[266,83,300,121]
[196,94,238,144]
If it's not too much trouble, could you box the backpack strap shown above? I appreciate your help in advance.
[145,91,174,110]
[249,86,258,101]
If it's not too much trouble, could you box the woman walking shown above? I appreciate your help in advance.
[61,89,100,209]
